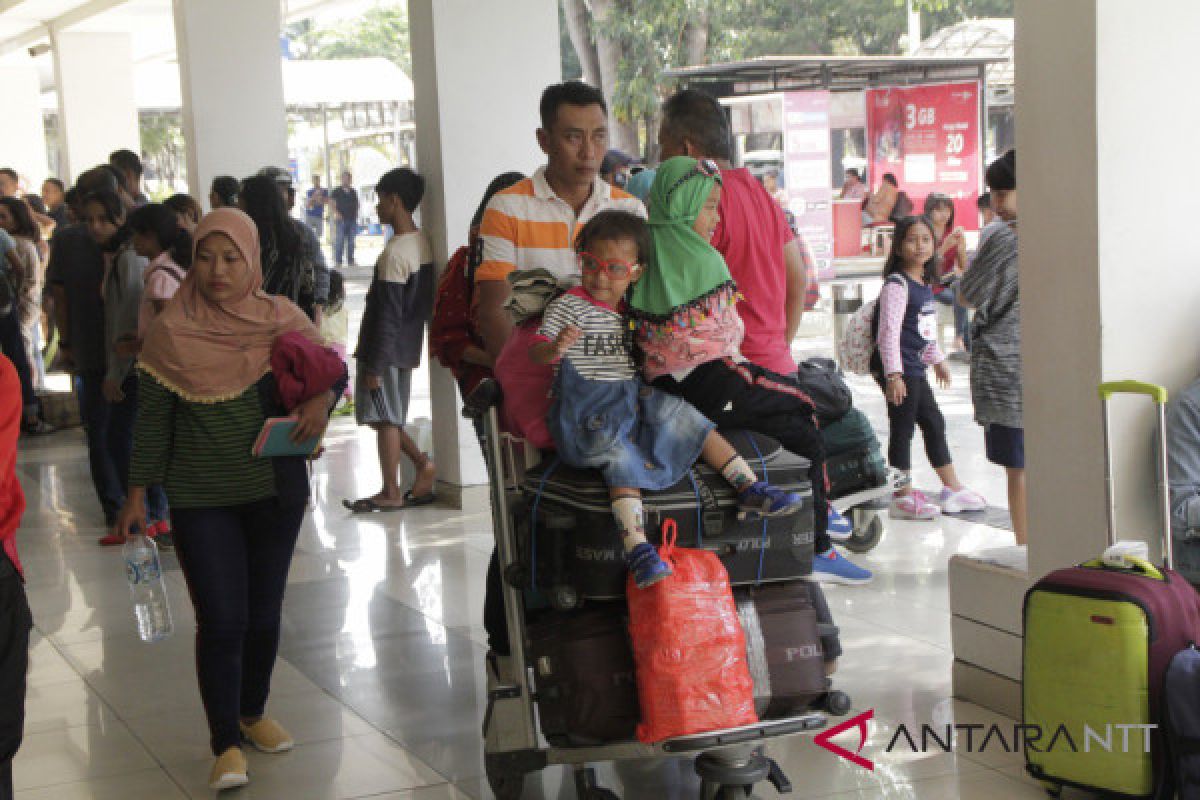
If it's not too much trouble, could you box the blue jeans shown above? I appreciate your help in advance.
[305,215,323,242]
[935,287,970,350]
[75,371,135,522]
[333,219,356,266]
[171,498,305,755]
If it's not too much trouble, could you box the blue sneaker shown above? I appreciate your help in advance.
[827,506,854,542]
[737,481,806,518]
[807,548,873,585]
[627,542,672,589]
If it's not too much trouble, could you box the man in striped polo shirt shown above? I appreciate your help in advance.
[477,82,643,661]
[474,81,645,359]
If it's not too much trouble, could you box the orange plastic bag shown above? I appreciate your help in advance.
[627,519,759,743]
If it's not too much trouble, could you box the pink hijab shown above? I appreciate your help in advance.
[138,208,321,402]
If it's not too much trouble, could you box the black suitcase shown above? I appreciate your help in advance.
[821,407,887,497]
[517,431,815,601]
[737,582,831,719]
[527,606,639,746]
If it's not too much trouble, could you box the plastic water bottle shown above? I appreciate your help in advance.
[123,532,173,643]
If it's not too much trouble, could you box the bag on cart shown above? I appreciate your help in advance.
[1023,381,1200,798]
[519,431,815,601]
[821,407,888,497]
[736,582,830,718]
[627,520,758,743]
[527,605,640,746]
[793,357,853,426]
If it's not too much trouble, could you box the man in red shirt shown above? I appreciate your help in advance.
[0,354,29,799]
[657,89,809,376]
[656,90,871,586]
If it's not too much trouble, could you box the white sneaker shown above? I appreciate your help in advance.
[939,487,986,514]
[889,490,940,520]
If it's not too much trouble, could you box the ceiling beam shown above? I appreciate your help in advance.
[0,0,128,57]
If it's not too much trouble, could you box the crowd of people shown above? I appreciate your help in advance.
[0,78,1028,793]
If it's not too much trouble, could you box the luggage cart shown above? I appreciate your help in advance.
[474,392,851,799]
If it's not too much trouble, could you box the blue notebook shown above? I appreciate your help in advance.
[252,417,321,458]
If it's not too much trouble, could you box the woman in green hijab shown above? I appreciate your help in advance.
[634,156,873,586]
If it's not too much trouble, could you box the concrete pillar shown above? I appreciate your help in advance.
[1021,0,1200,576]
[407,0,560,491]
[950,0,1200,716]
[50,32,139,182]
[0,56,49,189]
[172,0,287,201]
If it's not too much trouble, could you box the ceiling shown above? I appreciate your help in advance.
[0,0,377,63]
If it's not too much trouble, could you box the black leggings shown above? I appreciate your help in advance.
[876,373,951,472]
[655,358,831,554]
[172,498,305,755]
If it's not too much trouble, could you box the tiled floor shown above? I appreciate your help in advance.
[11,323,1051,798]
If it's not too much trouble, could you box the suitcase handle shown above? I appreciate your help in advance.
[1081,556,1165,582]
[1098,380,1173,570]
[1099,381,1169,404]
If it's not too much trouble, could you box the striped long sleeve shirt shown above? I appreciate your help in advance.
[959,220,1022,428]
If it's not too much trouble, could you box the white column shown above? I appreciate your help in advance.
[1021,0,1200,576]
[50,32,139,183]
[172,0,287,201]
[0,55,49,189]
[408,0,560,490]
[951,0,1200,716]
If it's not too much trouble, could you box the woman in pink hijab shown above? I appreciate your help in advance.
[114,208,346,790]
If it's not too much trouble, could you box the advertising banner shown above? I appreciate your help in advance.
[782,90,835,279]
[866,81,981,230]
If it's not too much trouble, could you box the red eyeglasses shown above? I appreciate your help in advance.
[579,252,637,279]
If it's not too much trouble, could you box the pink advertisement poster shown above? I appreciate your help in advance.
[866,81,982,230]
[783,91,835,279]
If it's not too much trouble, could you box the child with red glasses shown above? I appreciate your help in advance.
[530,210,807,589]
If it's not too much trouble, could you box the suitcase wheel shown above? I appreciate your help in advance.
[843,511,884,554]
[824,690,852,716]
[1039,783,1061,798]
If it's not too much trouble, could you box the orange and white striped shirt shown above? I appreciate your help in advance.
[475,167,645,285]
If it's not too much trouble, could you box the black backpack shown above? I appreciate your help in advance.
[793,357,853,426]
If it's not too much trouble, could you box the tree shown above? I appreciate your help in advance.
[559,0,1013,158]
[285,5,410,75]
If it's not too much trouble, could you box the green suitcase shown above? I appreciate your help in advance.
[1023,382,1200,797]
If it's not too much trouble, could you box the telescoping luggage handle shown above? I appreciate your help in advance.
[1098,380,1173,570]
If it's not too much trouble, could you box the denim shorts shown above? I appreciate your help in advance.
[984,424,1024,469]
[549,359,713,491]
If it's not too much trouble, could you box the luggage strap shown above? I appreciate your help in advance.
[529,456,561,591]
[742,432,771,586]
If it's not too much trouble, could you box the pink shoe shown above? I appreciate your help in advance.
[889,490,940,520]
[939,487,987,514]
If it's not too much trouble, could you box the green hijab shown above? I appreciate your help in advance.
[630,156,735,320]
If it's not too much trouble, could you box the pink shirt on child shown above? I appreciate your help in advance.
[636,285,745,382]
[138,253,185,339]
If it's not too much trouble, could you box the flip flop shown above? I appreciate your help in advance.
[342,497,406,513]
[402,490,437,507]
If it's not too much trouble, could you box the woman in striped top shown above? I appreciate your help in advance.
[114,209,346,791]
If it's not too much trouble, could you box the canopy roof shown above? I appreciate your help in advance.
[664,53,1007,103]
